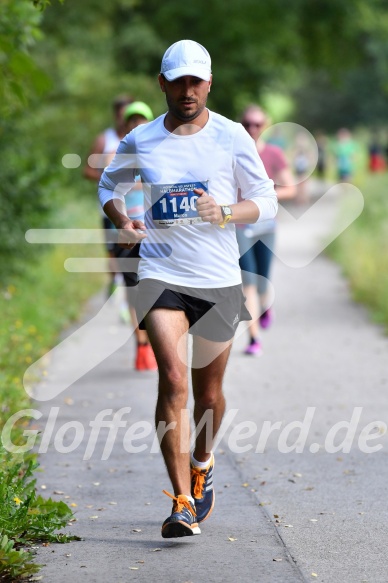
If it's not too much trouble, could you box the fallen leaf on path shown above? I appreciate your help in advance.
[129,567,139,570]
[132,529,142,533]
[273,558,282,562]
[293,472,302,478]
[309,519,318,522]
[284,524,293,528]
[53,490,65,495]
[227,537,237,541]
[311,573,318,578]
[109,502,117,505]
[151,548,162,552]
[70,503,77,508]
[89,516,98,519]
[242,483,249,487]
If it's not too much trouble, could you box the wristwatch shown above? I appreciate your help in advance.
[219,205,233,228]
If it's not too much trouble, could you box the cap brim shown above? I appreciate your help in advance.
[163,67,211,82]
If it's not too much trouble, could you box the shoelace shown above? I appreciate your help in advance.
[190,466,206,499]
[163,490,197,516]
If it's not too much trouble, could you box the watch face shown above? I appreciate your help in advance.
[223,206,232,216]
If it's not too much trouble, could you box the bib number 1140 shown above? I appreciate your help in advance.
[159,196,198,214]
[151,180,208,226]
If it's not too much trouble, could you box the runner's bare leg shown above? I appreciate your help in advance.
[144,309,191,496]
[191,337,232,462]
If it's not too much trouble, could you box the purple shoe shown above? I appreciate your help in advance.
[259,308,273,329]
[244,340,263,356]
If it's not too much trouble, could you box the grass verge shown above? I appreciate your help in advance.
[328,172,388,331]
[0,194,104,580]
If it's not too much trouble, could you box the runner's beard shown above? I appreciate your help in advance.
[167,95,208,123]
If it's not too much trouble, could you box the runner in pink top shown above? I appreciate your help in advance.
[237,105,295,355]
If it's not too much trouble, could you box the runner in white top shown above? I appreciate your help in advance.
[99,110,277,287]
[98,40,278,539]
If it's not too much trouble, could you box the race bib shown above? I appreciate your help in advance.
[151,181,208,226]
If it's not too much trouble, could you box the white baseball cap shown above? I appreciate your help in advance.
[161,40,212,82]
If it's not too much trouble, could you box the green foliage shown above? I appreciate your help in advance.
[0,195,102,579]
[0,534,40,580]
[292,62,388,132]
[0,0,56,285]
[0,195,104,430]
[328,173,388,330]
[0,454,76,544]
[292,0,388,130]
[105,0,388,119]
[0,0,51,117]
[0,119,54,284]
[0,450,80,580]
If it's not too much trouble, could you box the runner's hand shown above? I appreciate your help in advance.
[118,219,147,249]
[194,188,223,225]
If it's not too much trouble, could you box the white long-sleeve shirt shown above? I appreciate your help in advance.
[99,110,278,288]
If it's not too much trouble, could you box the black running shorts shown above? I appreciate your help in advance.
[136,278,251,342]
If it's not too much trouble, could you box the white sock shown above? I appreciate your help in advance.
[178,494,195,504]
[191,452,212,469]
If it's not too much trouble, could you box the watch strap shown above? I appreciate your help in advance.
[219,205,232,228]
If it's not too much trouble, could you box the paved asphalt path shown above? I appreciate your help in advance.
[33,180,388,582]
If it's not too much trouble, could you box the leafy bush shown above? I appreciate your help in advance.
[0,450,80,580]
[0,453,77,543]
[0,120,54,284]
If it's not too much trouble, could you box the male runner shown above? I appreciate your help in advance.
[99,40,277,538]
